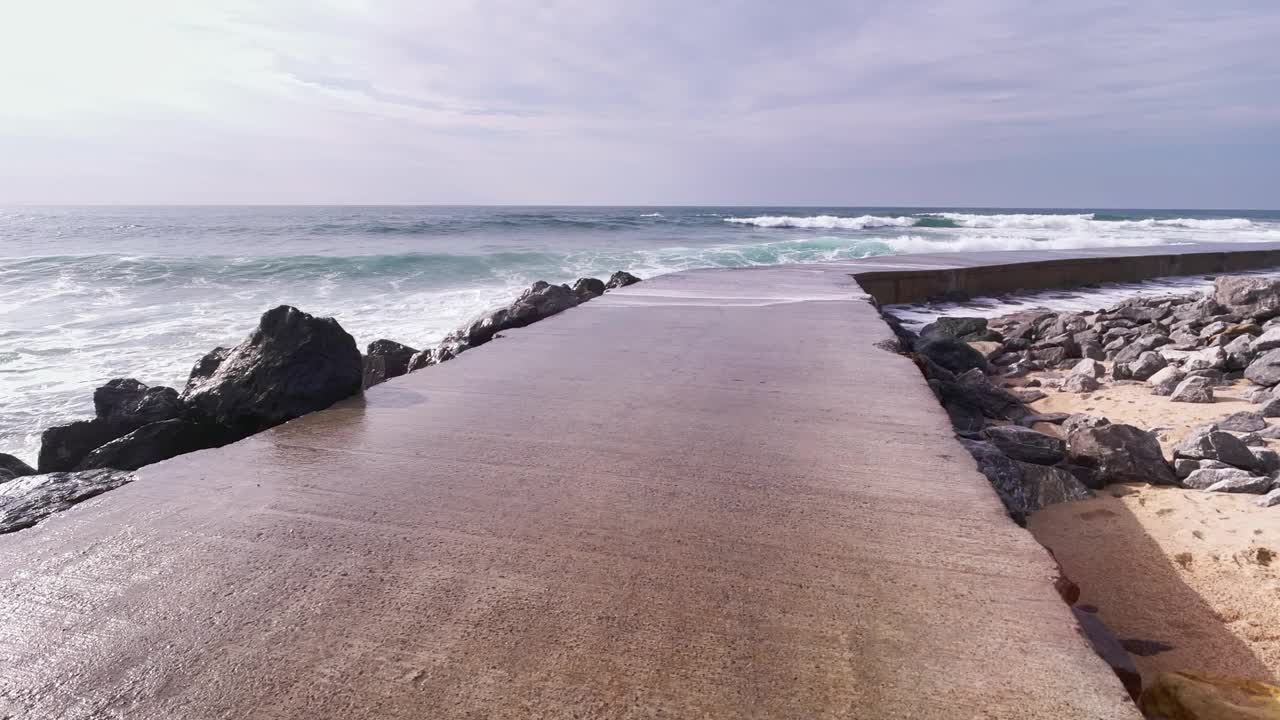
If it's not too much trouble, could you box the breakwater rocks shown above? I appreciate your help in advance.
[887,273,1280,522]
[0,272,641,533]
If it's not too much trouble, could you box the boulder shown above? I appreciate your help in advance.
[1183,346,1227,372]
[915,337,988,376]
[0,469,134,534]
[1129,351,1167,380]
[1148,366,1186,396]
[0,453,36,483]
[1061,374,1100,394]
[1080,341,1106,361]
[981,426,1066,465]
[361,354,387,390]
[921,317,988,341]
[76,419,220,472]
[1218,411,1267,433]
[1257,488,1280,508]
[1182,467,1259,490]
[1170,375,1214,403]
[1214,275,1280,319]
[1113,334,1169,364]
[35,375,183,472]
[182,305,363,439]
[366,339,418,379]
[185,347,230,392]
[1263,397,1280,418]
[1253,326,1280,353]
[604,270,642,290]
[1070,358,1105,379]
[1204,472,1273,494]
[1251,448,1280,475]
[958,440,1088,519]
[572,277,606,301]
[437,281,583,357]
[966,341,1003,360]
[1245,349,1280,387]
[407,349,437,372]
[1174,427,1259,471]
[928,378,1027,431]
[1014,461,1092,510]
[38,420,128,473]
[1062,414,1110,435]
[1068,423,1178,486]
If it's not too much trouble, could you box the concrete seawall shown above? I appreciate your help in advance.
[0,254,1169,718]
[849,241,1280,304]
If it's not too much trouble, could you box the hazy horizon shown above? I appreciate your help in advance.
[3,1,1278,208]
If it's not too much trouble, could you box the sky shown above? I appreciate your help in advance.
[1,0,1278,207]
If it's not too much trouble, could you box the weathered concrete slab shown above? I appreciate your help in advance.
[0,262,1138,718]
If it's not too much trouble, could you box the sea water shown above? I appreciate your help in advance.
[3,205,1279,463]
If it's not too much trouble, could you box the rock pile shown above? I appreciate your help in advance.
[2,272,643,534]
[891,273,1280,520]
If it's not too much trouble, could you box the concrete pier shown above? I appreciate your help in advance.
[0,254,1173,718]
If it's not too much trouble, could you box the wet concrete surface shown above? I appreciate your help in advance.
[0,262,1139,718]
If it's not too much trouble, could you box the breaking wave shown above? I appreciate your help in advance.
[727,212,1260,232]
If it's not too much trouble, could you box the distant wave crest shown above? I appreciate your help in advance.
[724,214,917,230]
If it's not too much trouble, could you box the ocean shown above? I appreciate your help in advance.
[3,205,1280,464]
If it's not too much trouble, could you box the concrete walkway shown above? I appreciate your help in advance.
[0,263,1138,718]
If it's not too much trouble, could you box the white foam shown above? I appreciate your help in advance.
[725,214,916,230]
[878,233,1172,254]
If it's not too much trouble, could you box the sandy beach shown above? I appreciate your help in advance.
[1018,373,1280,684]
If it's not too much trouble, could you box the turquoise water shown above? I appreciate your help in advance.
[3,205,1279,462]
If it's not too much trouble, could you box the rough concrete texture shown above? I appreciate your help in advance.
[0,263,1139,718]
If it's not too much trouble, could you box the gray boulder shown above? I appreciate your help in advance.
[1245,348,1280,387]
[1204,473,1273,494]
[1173,427,1259,471]
[916,337,988,376]
[1214,275,1280,320]
[0,453,36,483]
[1147,366,1185,397]
[1062,414,1111,435]
[958,440,1089,520]
[1014,461,1092,510]
[1262,397,1280,418]
[366,339,418,379]
[1253,326,1280,353]
[1256,488,1280,507]
[604,270,642,289]
[361,354,387,390]
[0,469,134,534]
[1217,411,1267,433]
[182,305,363,439]
[1251,447,1280,475]
[1169,375,1214,403]
[1067,423,1177,486]
[1182,467,1257,490]
[1128,351,1166,381]
[1071,358,1105,379]
[981,426,1066,465]
[1061,374,1100,393]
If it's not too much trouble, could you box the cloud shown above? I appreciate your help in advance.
[0,0,1277,205]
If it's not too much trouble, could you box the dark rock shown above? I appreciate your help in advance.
[39,420,131,474]
[1245,348,1280,387]
[1239,432,1266,447]
[1218,411,1267,433]
[366,339,418,379]
[1015,461,1092,509]
[1018,412,1071,426]
[958,440,1088,519]
[572,277,606,301]
[1062,463,1104,491]
[93,379,182,426]
[1262,397,1280,418]
[981,426,1066,465]
[185,347,230,392]
[1173,427,1259,471]
[1010,388,1046,403]
[921,317,996,343]
[182,305,363,439]
[407,349,437,372]
[1029,345,1068,365]
[1113,334,1169,364]
[0,453,36,483]
[76,419,221,472]
[438,281,582,357]
[1172,458,1201,479]
[1079,341,1106,361]
[361,354,387,390]
[1068,423,1178,486]
[604,270,642,290]
[0,469,134,534]
[1169,376,1214,403]
[915,337,988,376]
